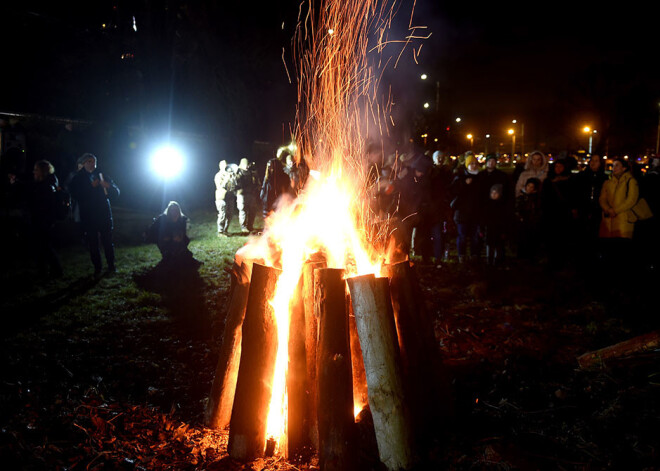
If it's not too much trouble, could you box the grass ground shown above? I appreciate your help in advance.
[1,207,659,469]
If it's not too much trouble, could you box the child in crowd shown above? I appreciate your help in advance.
[482,183,507,266]
[515,177,543,261]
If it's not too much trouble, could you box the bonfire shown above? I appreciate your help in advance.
[206,1,441,470]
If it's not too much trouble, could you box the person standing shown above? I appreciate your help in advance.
[69,153,119,276]
[214,160,237,236]
[514,150,549,197]
[260,156,292,219]
[235,158,260,234]
[573,155,608,270]
[29,160,63,278]
[450,154,482,263]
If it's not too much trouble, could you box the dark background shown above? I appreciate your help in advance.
[1,0,659,210]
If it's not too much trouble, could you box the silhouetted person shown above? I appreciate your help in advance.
[145,201,199,267]
[28,160,63,278]
[69,153,119,276]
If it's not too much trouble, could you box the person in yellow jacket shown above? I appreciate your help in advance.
[598,158,638,239]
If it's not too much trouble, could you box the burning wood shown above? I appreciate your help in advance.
[206,260,252,429]
[315,268,355,471]
[386,261,453,441]
[303,259,326,449]
[228,263,281,460]
[286,275,307,456]
[347,274,414,471]
[204,0,430,466]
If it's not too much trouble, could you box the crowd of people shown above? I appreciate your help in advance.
[213,149,308,236]
[5,143,659,283]
[370,148,660,278]
[1,153,120,279]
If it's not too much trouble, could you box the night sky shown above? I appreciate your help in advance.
[2,1,659,157]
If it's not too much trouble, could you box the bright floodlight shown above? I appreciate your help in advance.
[151,146,184,179]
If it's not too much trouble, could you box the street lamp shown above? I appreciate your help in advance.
[508,128,515,157]
[423,102,430,109]
[512,119,525,156]
[420,73,428,80]
[583,126,597,155]
[467,133,474,150]
[485,134,491,154]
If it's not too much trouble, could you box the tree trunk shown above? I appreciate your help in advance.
[206,260,252,429]
[228,263,281,461]
[347,274,414,471]
[316,268,355,471]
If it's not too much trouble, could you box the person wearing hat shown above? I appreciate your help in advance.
[449,154,482,263]
[69,153,120,276]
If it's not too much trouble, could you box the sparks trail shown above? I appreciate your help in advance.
[235,0,424,457]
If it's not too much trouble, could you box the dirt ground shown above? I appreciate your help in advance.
[1,235,659,469]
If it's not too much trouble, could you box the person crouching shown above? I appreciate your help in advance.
[145,201,199,267]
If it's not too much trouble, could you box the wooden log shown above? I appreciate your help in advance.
[303,259,326,449]
[347,274,414,471]
[385,261,453,435]
[287,275,307,457]
[228,263,281,461]
[206,260,253,429]
[316,268,355,471]
[348,299,368,416]
[577,330,660,369]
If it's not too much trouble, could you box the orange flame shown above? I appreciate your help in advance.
[239,0,422,455]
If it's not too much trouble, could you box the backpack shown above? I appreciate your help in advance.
[54,187,72,221]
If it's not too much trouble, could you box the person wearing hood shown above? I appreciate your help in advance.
[449,154,482,263]
[598,158,641,282]
[515,150,549,197]
[599,158,639,242]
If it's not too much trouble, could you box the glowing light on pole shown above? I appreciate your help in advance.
[508,129,515,156]
[582,126,596,155]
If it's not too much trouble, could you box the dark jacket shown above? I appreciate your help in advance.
[260,158,292,216]
[69,168,119,232]
[450,169,481,224]
[29,174,58,230]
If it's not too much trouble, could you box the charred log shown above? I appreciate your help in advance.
[206,260,253,429]
[347,274,414,471]
[228,263,281,461]
[315,268,355,471]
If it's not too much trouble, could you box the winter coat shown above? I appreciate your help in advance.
[598,171,638,239]
[69,168,119,233]
[260,158,292,215]
[450,169,481,225]
[574,167,608,221]
[146,214,190,258]
[478,168,511,206]
[29,174,58,230]
[515,152,549,197]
